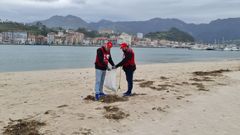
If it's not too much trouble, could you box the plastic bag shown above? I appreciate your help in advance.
[104,69,117,91]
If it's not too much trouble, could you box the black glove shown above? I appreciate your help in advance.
[107,67,111,71]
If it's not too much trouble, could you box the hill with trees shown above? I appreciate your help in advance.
[145,28,195,42]
[0,21,56,36]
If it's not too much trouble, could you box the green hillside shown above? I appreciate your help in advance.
[0,22,56,36]
[145,28,195,42]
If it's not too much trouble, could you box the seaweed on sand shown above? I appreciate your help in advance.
[3,119,46,135]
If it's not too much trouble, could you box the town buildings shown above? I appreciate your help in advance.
[0,29,195,48]
[47,32,84,45]
[1,31,27,44]
[0,33,2,44]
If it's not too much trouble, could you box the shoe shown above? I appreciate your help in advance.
[100,92,107,96]
[123,92,132,97]
[95,94,101,101]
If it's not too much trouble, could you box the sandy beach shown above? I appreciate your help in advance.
[0,60,240,135]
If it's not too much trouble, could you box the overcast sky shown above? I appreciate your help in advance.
[0,0,240,24]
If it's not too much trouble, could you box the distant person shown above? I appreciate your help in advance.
[94,41,115,100]
[113,43,136,96]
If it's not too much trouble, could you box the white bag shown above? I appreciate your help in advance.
[104,69,117,91]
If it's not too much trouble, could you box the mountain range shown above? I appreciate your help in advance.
[32,15,240,43]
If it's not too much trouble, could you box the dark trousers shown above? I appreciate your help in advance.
[124,69,134,94]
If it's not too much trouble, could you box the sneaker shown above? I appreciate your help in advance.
[95,94,101,101]
[100,92,107,96]
[123,92,132,97]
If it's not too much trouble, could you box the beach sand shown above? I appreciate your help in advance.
[0,60,240,135]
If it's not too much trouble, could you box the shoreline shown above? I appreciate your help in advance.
[1,44,239,50]
[0,59,239,73]
[0,44,164,48]
[0,60,240,134]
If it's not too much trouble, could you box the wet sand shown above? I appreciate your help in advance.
[0,60,240,135]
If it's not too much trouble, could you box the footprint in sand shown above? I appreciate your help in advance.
[71,113,86,120]
[44,110,60,118]
[0,84,8,88]
[152,105,170,112]
[176,96,185,100]
[78,128,94,135]
[57,105,69,108]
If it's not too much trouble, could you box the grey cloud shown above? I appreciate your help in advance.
[71,0,87,4]
[27,0,59,2]
[0,0,240,23]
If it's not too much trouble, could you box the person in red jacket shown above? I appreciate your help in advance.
[94,41,115,100]
[113,43,136,96]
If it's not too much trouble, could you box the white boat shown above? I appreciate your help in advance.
[190,45,206,50]
[205,46,215,50]
[223,47,232,51]
[231,47,239,51]
[224,46,240,51]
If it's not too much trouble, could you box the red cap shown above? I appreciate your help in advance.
[120,43,128,49]
[106,41,113,48]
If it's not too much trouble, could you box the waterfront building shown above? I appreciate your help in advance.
[58,31,64,37]
[35,35,47,45]
[99,29,114,34]
[54,36,65,45]
[74,32,84,45]
[83,38,91,45]
[13,32,28,44]
[66,29,75,33]
[117,33,132,45]
[137,33,143,39]
[95,37,109,45]
[65,32,84,45]
[65,33,75,45]
[27,34,36,45]
[47,32,56,45]
[159,39,171,46]
[0,33,2,44]
[2,32,14,43]
[150,40,159,47]
[131,36,140,46]
[108,37,118,46]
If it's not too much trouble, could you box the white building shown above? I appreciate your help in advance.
[2,32,13,43]
[0,33,2,44]
[75,32,84,44]
[99,29,114,34]
[117,33,132,45]
[150,40,159,46]
[13,32,27,44]
[27,34,36,45]
[47,32,55,45]
[65,32,84,45]
[66,29,75,33]
[54,36,65,45]
[83,39,91,45]
[137,33,143,39]
[58,31,64,36]
[159,39,169,45]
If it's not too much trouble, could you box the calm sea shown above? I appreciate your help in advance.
[0,45,239,72]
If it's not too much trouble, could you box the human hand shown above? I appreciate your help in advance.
[112,66,117,69]
[107,67,111,71]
